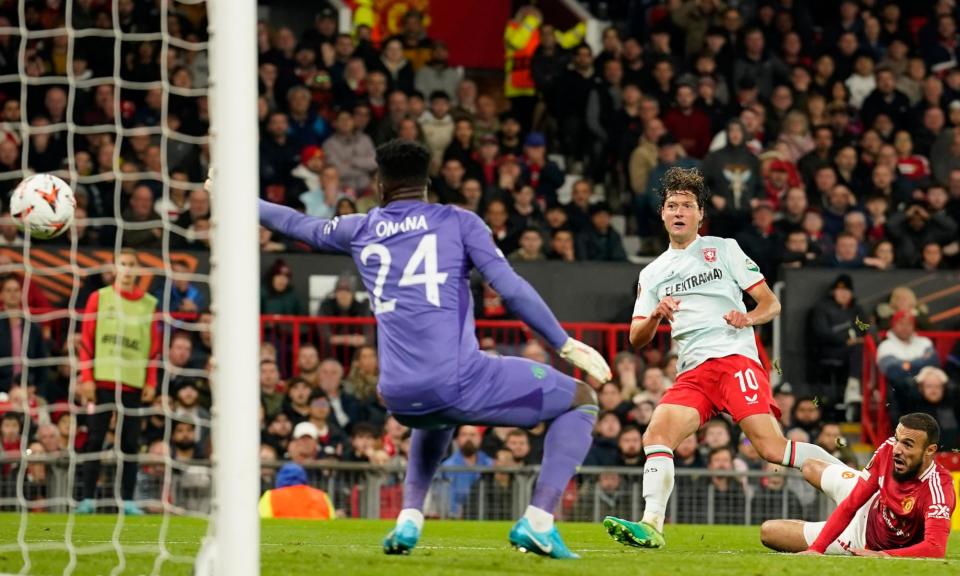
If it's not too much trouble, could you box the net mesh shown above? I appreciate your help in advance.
[0,1,214,573]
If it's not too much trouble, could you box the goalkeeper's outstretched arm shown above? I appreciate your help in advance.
[456,209,611,383]
[258,199,360,253]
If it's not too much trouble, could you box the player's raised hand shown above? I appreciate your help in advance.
[559,337,612,383]
[723,310,752,329]
[652,296,680,322]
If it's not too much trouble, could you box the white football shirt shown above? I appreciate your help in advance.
[632,235,765,374]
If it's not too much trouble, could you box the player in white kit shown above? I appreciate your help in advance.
[604,167,846,549]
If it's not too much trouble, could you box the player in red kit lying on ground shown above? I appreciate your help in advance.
[760,413,954,557]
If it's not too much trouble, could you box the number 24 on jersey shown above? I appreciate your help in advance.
[360,234,448,313]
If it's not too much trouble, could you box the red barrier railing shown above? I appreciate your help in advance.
[258,315,772,381]
[861,331,960,446]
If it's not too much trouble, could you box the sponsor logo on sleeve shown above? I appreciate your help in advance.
[745,258,759,272]
[928,504,952,520]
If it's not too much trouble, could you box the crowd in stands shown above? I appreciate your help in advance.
[3,0,960,518]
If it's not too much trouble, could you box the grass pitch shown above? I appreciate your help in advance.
[0,514,958,575]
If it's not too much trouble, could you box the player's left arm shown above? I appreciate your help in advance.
[458,210,611,382]
[724,280,781,329]
[258,199,359,253]
[721,238,781,329]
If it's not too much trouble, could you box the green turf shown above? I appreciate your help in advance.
[0,514,958,575]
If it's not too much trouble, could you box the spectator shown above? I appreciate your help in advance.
[886,203,958,267]
[308,396,346,460]
[508,185,544,232]
[751,461,803,523]
[414,42,461,103]
[0,275,47,394]
[463,448,516,521]
[443,119,480,179]
[260,359,284,419]
[878,311,940,420]
[344,345,379,407]
[824,232,864,268]
[628,116,665,197]
[121,185,161,248]
[441,425,493,518]
[814,422,857,466]
[521,132,563,207]
[260,112,298,205]
[316,358,359,432]
[643,134,700,210]
[663,83,712,159]
[287,421,320,465]
[419,91,455,174]
[263,412,293,456]
[377,38,415,94]
[260,260,302,315]
[286,85,328,148]
[615,424,643,467]
[585,58,625,179]
[689,446,745,525]
[931,127,960,185]
[322,109,377,194]
[735,201,779,280]
[895,366,959,450]
[509,227,545,262]
[733,27,788,100]
[293,147,333,217]
[483,199,519,256]
[282,377,313,426]
[134,440,168,513]
[574,471,631,522]
[576,202,626,262]
[164,260,205,313]
[703,119,763,218]
[547,228,577,262]
[585,411,621,466]
[504,428,532,465]
[808,274,866,414]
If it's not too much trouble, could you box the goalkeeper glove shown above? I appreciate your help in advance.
[559,337,612,383]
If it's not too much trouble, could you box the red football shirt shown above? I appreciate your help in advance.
[811,437,955,557]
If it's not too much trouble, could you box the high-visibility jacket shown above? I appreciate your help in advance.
[504,15,585,98]
[258,484,335,520]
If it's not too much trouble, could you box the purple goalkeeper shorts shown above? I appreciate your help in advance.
[388,355,578,429]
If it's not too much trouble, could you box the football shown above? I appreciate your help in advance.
[10,173,76,239]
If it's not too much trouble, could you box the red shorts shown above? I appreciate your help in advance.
[660,355,781,426]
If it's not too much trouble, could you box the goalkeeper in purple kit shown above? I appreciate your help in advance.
[258,140,610,559]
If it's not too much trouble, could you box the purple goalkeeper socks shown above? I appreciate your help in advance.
[530,405,598,513]
[402,427,455,510]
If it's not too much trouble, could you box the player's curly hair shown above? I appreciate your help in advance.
[658,166,708,210]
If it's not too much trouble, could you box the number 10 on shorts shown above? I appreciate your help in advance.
[735,368,760,404]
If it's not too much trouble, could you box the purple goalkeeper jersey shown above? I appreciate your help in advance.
[259,199,569,414]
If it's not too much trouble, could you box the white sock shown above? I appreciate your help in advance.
[781,440,844,469]
[640,445,675,533]
[523,505,554,532]
[397,508,424,531]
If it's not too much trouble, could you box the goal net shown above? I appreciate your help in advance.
[0,1,259,575]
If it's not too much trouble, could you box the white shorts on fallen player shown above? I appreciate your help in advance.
[802,463,878,555]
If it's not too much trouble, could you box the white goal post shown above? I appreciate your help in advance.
[204,0,260,574]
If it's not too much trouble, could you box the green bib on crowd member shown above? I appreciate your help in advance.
[93,287,157,388]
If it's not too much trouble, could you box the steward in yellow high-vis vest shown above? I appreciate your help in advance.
[259,463,335,520]
[504,6,585,130]
[77,248,160,516]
